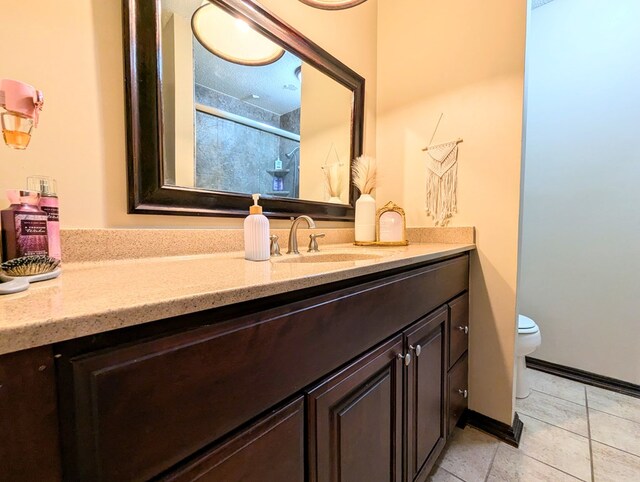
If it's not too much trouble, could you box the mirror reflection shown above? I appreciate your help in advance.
[160,0,353,205]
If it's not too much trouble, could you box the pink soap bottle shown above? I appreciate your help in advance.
[1,190,49,262]
[28,176,61,261]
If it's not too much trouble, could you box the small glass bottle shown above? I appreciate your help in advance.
[28,176,61,261]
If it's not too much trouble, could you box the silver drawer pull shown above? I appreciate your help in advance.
[409,344,421,356]
[398,352,412,366]
[458,388,468,399]
[457,325,469,335]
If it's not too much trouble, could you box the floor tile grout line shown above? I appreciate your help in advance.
[530,369,640,401]
[439,467,465,481]
[587,405,640,425]
[535,371,640,405]
[517,413,592,480]
[590,439,640,460]
[584,383,640,401]
[510,446,587,481]
[586,386,640,409]
[585,386,595,482]
[517,411,589,439]
[482,443,500,482]
[530,387,587,407]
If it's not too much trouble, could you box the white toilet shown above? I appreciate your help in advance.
[515,314,542,399]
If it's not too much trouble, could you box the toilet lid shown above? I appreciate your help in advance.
[518,315,539,334]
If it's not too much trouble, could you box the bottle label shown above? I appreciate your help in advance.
[15,213,49,257]
[22,219,48,235]
[41,205,60,222]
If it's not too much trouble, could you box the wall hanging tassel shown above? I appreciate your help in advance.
[423,139,462,225]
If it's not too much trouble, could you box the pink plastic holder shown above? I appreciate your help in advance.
[0,79,44,126]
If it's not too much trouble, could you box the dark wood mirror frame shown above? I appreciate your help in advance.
[123,0,364,220]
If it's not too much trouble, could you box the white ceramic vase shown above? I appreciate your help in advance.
[355,193,376,242]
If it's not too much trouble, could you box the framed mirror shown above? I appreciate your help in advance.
[123,0,364,220]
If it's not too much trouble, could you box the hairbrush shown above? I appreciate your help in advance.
[1,255,60,277]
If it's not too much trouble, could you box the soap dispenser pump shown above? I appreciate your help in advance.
[244,194,270,261]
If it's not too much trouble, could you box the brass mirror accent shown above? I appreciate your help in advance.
[123,0,364,220]
[298,0,368,10]
[354,201,408,246]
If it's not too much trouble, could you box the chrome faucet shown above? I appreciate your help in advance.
[287,215,316,254]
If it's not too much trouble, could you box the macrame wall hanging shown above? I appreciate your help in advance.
[422,114,463,226]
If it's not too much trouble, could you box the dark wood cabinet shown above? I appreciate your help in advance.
[448,354,469,435]
[447,293,470,435]
[0,346,61,482]
[0,254,471,482]
[161,397,305,482]
[448,293,469,369]
[308,305,455,482]
[405,307,448,482]
[307,336,404,482]
[58,256,468,481]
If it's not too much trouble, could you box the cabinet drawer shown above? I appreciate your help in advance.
[447,354,469,435]
[60,255,468,481]
[448,293,469,369]
[161,397,305,482]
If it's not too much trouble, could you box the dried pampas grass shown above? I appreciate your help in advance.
[352,155,376,195]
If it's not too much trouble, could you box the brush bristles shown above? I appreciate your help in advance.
[1,255,60,277]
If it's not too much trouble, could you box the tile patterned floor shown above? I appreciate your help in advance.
[429,370,640,481]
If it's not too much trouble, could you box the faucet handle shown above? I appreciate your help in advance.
[269,234,281,257]
[308,233,325,252]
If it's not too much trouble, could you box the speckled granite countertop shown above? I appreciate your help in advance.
[0,243,474,356]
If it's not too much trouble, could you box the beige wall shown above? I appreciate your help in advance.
[519,0,640,384]
[377,0,527,424]
[0,0,377,228]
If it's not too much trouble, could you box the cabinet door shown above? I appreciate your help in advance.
[405,307,448,482]
[448,354,469,435]
[162,397,305,482]
[307,336,403,482]
[0,346,61,482]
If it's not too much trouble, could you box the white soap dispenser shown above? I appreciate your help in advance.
[244,194,270,261]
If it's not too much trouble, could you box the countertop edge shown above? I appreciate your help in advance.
[0,244,474,356]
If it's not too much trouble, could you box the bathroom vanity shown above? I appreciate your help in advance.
[0,245,472,482]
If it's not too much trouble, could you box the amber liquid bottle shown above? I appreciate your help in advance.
[1,190,49,262]
[1,112,33,150]
[2,130,31,149]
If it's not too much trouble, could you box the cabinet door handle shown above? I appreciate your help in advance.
[398,352,412,366]
[457,325,469,335]
[409,344,421,356]
[458,388,468,399]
